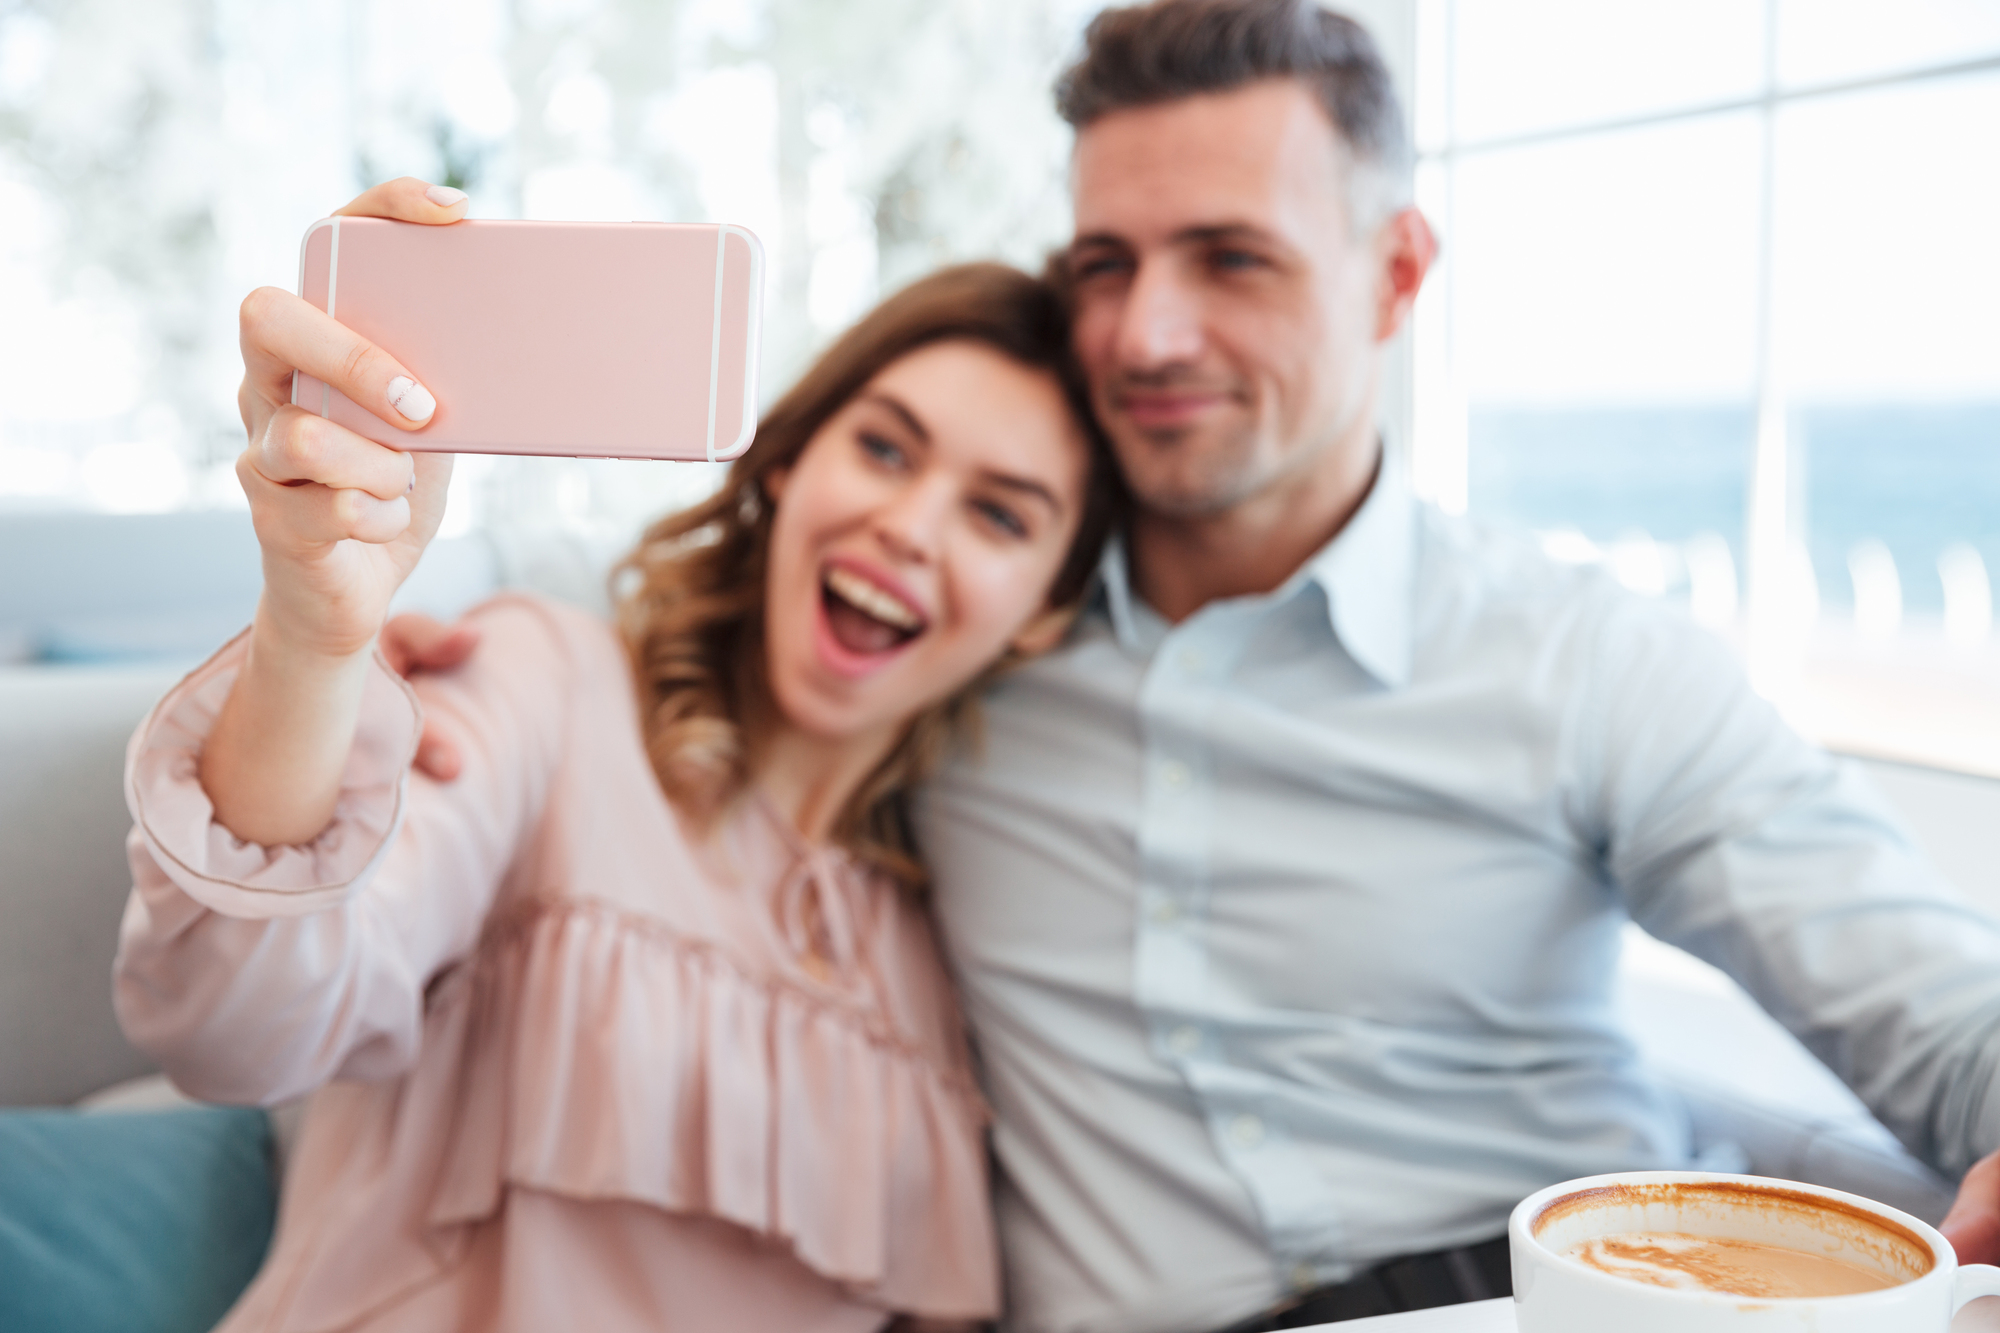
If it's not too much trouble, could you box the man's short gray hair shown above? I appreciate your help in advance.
[1055,0,1414,233]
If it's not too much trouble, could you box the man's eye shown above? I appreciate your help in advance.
[1072,254,1131,281]
[1211,248,1265,272]
[973,497,1028,538]
[859,432,907,467]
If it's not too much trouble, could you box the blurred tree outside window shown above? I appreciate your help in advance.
[0,0,1095,549]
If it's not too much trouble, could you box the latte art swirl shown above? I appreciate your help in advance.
[1565,1232,1901,1299]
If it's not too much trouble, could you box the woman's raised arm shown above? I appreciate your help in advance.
[200,178,467,846]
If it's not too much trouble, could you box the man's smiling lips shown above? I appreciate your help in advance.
[1114,388,1233,428]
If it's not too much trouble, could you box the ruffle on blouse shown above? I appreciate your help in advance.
[278,898,999,1329]
[124,630,421,918]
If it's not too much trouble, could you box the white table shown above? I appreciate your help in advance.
[1314,1295,2000,1329]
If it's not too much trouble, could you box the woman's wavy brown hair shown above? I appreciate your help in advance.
[614,262,1120,888]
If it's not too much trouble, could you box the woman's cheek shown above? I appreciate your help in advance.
[971,553,1046,644]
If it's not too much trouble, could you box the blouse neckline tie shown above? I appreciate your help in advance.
[754,791,864,975]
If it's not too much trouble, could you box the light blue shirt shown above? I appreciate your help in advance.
[914,460,2000,1333]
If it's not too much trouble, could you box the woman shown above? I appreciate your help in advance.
[113,179,1117,1332]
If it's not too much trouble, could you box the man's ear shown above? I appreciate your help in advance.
[1009,602,1078,659]
[1374,207,1437,342]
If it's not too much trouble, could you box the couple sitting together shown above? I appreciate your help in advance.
[112,1,2000,1330]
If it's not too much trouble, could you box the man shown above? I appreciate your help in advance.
[905,3,2000,1330]
[392,2,2000,1329]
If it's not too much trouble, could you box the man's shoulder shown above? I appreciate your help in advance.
[1410,507,1747,698]
[1411,507,1629,637]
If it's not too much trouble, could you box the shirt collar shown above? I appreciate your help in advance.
[1098,536,1143,648]
[1091,450,1417,689]
[1297,452,1416,688]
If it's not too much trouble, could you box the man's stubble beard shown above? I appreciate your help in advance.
[1108,418,1276,521]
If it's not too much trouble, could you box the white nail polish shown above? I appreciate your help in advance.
[425,184,467,208]
[388,375,436,424]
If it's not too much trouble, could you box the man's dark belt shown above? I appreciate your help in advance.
[1210,1235,1512,1332]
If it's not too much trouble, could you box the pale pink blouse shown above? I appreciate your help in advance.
[113,594,998,1333]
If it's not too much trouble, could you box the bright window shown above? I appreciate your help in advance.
[1413,0,2000,774]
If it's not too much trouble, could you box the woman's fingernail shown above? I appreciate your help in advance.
[388,375,436,424]
[426,184,468,208]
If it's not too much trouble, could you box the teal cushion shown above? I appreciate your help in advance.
[0,1104,275,1333]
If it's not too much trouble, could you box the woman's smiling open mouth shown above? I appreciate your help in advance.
[819,563,928,666]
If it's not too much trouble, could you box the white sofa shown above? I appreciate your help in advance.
[0,510,509,1109]
[2,512,1990,1228]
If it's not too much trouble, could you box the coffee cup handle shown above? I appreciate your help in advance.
[1953,1262,2000,1313]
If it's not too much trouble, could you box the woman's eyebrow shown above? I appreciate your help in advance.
[857,391,930,443]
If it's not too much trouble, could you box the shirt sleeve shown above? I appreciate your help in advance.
[1577,587,2000,1178]
[113,595,576,1106]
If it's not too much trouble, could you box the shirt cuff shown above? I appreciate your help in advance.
[124,627,423,918]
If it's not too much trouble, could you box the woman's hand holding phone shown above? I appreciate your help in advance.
[201,178,468,848]
[239,177,469,654]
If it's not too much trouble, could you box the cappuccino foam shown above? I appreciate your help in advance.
[1564,1232,1900,1299]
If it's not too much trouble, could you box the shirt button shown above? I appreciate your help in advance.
[1178,648,1204,673]
[1161,760,1191,788]
[1168,1024,1201,1055]
[1229,1113,1265,1148]
[1290,1263,1318,1293]
[1149,897,1182,925]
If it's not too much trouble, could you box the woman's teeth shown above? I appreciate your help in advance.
[824,566,922,632]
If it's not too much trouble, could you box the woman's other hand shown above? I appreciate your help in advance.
[202,179,467,846]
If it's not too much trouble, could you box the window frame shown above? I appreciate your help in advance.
[1404,0,2000,775]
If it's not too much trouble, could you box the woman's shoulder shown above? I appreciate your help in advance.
[459,590,618,656]
[444,591,629,693]
[399,593,637,779]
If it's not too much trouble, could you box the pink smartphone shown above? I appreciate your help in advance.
[292,217,764,461]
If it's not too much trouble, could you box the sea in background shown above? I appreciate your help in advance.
[1469,402,2000,615]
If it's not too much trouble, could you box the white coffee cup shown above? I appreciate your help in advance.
[1509,1170,2000,1331]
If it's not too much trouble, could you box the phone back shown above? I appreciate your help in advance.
[293,217,763,461]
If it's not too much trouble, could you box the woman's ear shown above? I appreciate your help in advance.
[1009,602,1078,659]
[762,464,791,506]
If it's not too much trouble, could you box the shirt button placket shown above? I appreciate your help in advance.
[1133,622,1218,1065]
[1143,606,1342,1281]
[1229,1113,1265,1149]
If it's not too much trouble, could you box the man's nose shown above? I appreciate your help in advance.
[1114,262,1205,369]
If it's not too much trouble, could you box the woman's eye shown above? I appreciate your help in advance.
[859,432,907,468]
[972,497,1028,538]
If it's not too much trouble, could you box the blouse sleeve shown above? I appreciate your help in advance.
[113,595,577,1106]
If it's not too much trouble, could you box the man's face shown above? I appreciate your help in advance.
[1067,78,1398,519]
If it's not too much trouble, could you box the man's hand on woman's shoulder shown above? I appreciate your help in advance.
[380,611,480,781]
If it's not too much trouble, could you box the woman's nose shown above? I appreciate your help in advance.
[871,475,951,564]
